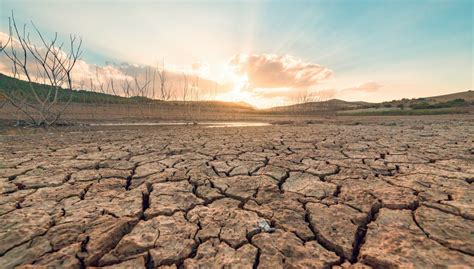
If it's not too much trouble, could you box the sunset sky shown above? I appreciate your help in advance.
[0,0,472,108]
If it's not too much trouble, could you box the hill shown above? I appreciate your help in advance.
[1,73,472,119]
[424,91,474,103]
[265,90,473,115]
[335,91,474,116]
[0,73,255,112]
[376,91,474,110]
[265,99,373,114]
[0,73,136,104]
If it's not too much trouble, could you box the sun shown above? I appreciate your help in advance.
[215,74,250,102]
[232,74,248,93]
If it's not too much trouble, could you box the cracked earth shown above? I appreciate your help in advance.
[0,120,473,268]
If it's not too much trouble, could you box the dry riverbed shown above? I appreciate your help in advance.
[0,119,473,268]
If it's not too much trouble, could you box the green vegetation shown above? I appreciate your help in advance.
[378,96,473,110]
[367,92,473,115]
[338,107,470,116]
[0,73,149,104]
[409,98,466,109]
[1,73,472,118]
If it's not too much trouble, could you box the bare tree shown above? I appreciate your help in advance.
[291,88,310,113]
[0,12,82,126]
[191,74,201,118]
[192,74,200,101]
[132,70,152,118]
[181,73,193,121]
[315,90,336,114]
[157,61,172,101]
[290,88,336,114]
[91,66,153,120]
[181,73,188,103]
[294,88,312,104]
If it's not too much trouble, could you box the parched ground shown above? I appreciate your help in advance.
[0,119,473,268]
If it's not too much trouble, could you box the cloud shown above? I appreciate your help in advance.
[0,32,10,47]
[342,81,383,93]
[0,31,230,100]
[109,63,231,99]
[229,53,333,89]
[191,62,208,71]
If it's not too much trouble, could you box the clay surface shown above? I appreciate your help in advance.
[0,120,473,268]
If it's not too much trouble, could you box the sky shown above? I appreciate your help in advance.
[0,0,472,108]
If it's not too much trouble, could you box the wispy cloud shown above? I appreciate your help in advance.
[341,81,383,93]
[0,31,230,100]
[1,29,384,108]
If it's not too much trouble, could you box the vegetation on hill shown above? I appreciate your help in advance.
[0,73,256,109]
[338,91,474,115]
[409,98,467,109]
[1,73,472,119]
[376,91,474,110]
[0,73,147,104]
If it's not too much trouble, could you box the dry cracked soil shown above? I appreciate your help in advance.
[0,119,473,268]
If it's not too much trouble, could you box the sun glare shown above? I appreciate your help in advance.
[215,74,250,102]
[232,75,248,94]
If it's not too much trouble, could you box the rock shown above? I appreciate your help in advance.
[244,190,314,241]
[257,219,275,233]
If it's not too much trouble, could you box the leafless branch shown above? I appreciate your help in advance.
[0,11,82,126]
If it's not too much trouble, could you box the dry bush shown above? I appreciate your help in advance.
[0,12,82,126]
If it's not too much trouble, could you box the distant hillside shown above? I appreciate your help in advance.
[264,90,473,115]
[265,99,373,113]
[0,73,144,104]
[377,90,474,110]
[335,90,474,116]
[0,73,255,112]
[424,91,474,103]
[1,73,471,117]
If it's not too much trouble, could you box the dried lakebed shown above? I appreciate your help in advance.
[0,121,473,268]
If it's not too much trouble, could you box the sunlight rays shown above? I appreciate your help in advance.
[0,1,471,109]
